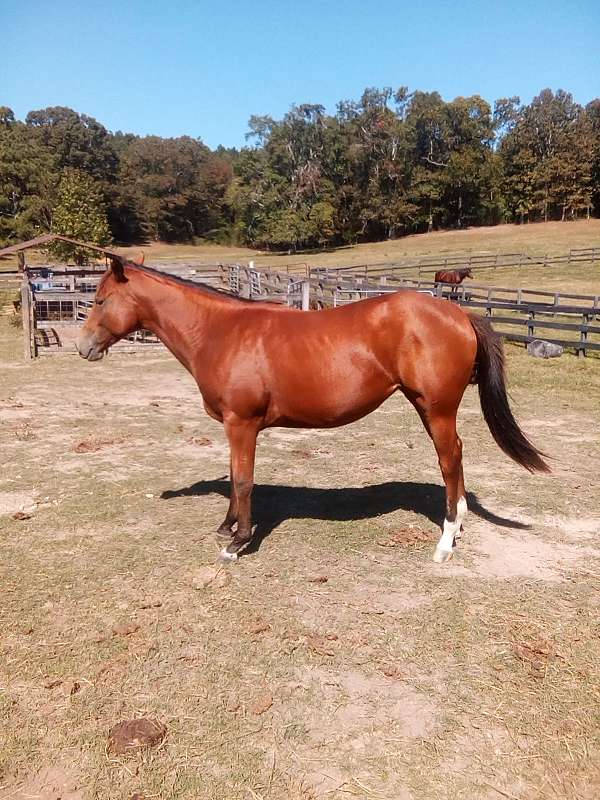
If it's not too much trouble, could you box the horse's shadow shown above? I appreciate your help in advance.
[161,479,528,555]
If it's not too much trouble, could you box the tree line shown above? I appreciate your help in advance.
[1,87,599,254]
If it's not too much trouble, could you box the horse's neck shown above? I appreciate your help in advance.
[133,274,228,373]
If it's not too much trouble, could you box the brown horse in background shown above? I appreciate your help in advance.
[434,267,473,285]
[77,257,548,564]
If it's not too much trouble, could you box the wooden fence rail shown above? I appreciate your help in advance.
[311,245,600,280]
[18,257,600,359]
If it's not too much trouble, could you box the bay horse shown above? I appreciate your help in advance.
[77,257,548,564]
[434,266,473,285]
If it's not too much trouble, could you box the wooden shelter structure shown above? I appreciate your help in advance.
[0,233,120,269]
[0,235,128,359]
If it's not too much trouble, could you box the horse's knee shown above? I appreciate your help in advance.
[234,478,253,498]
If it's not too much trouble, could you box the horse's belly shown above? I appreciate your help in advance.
[266,375,396,428]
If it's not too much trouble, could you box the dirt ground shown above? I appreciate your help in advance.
[1,320,599,799]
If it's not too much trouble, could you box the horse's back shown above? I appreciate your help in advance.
[206,290,477,426]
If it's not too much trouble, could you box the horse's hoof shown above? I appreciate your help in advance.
[215,528,234,542]
[217,547,238,564]
[433,547,453,564]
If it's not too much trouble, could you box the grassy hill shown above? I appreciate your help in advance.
[121,219,600,267]
[3,220,600,294]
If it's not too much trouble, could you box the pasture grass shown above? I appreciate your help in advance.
[123,219,600,271]
[0,325,599,799]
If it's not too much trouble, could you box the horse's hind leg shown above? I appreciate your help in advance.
[413,403,467,562]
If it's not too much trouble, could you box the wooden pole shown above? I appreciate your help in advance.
[20,279,33,360]
[301,280,310,311]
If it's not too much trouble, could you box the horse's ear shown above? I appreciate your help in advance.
[109,256,128,283]
[138,251,145,265]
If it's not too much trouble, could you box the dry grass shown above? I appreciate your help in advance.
[3,218,600,267]
[2,221,599,296]
[123,219,600,271]
[0,300,599,798]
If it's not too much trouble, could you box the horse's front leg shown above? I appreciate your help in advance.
[218,417,259,562]
[216,456,237,540]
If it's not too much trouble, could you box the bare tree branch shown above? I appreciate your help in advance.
[421,155,449,168]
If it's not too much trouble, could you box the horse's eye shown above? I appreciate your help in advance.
[95,298,105,306]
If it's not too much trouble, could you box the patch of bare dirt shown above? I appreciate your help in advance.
[0,489,37,516]
[299,666,438,744]
[7,764,84,800]
[291,667,434,798]
[545,515,600,542]
[469,524,595,581]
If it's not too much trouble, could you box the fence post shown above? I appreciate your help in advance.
[301,281,310,311]
[20,279,34,360]
[579,315,589,358]
[527,312,535,340]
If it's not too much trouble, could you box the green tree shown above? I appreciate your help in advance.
[499,89,592,222]
[50,170,111,264]
[0,110,56,243]
[116,135,228,242]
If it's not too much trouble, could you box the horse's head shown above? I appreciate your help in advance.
[465,268,474,279]
[77,256,141,361]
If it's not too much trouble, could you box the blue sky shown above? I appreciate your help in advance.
[2,0,599,149]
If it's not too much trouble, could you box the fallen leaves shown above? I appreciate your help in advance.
[73,435,130,453]
[380,665,406,681]
[306,633,338,657]
[108,718,166,755]
[512,638,559,677]
[248,692,273,715]
[43,678,84,696]
[185,436,212,447]
[12,510,33,520]
[291,449,312,458]
[14,422,35,441]
[307,575,328,584]
[377,528,434,547]
[248,621,271,635]
[112,623,140,637]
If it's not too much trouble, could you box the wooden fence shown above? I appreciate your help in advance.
[16,256,600,359]
[22,262,225,357]
[313,245,600,280]
[222,261,600,357]
[323,283,600,357]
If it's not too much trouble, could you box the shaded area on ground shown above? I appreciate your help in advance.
[161,478,529,553]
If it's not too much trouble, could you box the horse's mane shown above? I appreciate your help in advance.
[123,261,258,304]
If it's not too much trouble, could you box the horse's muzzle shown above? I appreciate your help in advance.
[77,332,106,361]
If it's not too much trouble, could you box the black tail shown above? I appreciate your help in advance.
[469,314,550,473]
